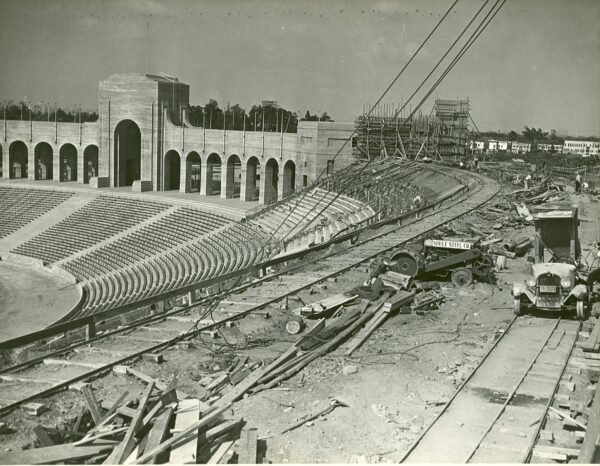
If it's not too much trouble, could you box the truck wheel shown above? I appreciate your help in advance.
[576,300,586,320]
[513,298,522,316]
[451,268,473,287]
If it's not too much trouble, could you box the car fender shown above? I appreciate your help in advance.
[562,284,588,305]
[512,283,535,303]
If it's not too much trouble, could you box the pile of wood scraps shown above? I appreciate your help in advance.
[0,380,262,465]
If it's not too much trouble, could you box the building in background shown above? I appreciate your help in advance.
[563,140,600,157]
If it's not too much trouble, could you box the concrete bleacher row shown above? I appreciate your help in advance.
[12,195,168,264]
[249,188,376,244]
[74,222,268,314]
[0,187,73,238]
[61,207,230,280]
[69,187,373,314]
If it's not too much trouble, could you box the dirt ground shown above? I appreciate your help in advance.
[1,178,598,463]
[0,262,80,341]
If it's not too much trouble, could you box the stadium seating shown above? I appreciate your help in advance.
[12,196,168,263]
[0,187,72,238]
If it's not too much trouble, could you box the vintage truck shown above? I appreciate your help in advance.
[512,204,593,319]
[512,262,588,318]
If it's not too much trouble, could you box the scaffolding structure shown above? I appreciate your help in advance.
[355,99,470,161]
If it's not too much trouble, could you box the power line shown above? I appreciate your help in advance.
[275,0,507,247]
[255,0,461,251]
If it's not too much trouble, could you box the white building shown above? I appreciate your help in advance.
[510,142,531,154]
[498,141,509,151]
[537,143,564,153]
[469,140,486,152]
[564,140,600,157]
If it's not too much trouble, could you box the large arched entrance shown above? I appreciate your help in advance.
[34,143,53,180]
[114,120,141,187]
[186,152,201,193]
[283,160,296,197]
[83,145,98,184]
[205,153,221,196]
[9,141,28,179]
[224,154,241,198]
[263,158,279,204]
[59,144,78,182]
[163,150,181,191]
[244,156,260,201]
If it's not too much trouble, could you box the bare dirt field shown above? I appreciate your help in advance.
[0,262,80,341]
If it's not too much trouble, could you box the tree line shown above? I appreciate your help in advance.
[187,100,333,133]
[1,101,98,123]
[1,99,335,133]
[474,126,600,143]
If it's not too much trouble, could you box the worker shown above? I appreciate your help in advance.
[583,181,589,191]
[575,172,582,194]
[473,157,479,171]
[524,173,532,190]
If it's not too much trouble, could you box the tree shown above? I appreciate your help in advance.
[508,130,518,141]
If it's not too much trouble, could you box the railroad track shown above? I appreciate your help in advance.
[401,316,581,463]
[0,170,500,416]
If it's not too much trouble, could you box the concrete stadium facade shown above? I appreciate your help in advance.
[0,73,355,204]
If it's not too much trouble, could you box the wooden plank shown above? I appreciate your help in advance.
[207,440,234,465]
[169,398,200,464]
[105,382,154,464]
[125,368,202,409]
[81,386,104,425]
[345,294,402,356]
[74,426,129,446]
[0,443,115,464]
[582,317,600,352]
[100,391,130,423]
[237,427,258,464]
[214,320,327,407]
[549,406,587,430]
[534,445,579,458]
[578,381,600,464]
[143,406,174,464]
[33,425,55,447]
[131,406,228,465]
[532,448,567,461]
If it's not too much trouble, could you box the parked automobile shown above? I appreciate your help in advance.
[512,262,588,319]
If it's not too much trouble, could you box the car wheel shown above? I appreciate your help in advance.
[513,298,522,316]
[576,300,586,320]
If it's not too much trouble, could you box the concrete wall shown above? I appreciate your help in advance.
[1,73,357,203]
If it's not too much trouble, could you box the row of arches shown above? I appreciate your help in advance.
[4,141,98,184]
[163,150,296,203]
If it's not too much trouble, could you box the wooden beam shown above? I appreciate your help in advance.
[100,391,129,423]
[237,427,258,464]
[131,406,227,464]
[143,406,173,464]
[207,440,234,465]
[81,385,104,425]
[32,425,54,447]
[105,382,155,464]
[578,381,600,463]
[0,443,115,465]
[169,399,200,464]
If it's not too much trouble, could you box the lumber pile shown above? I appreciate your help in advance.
[0,381,256,465]
[582,317,600,353]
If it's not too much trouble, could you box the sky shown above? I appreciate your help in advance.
[0,0,599,136]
